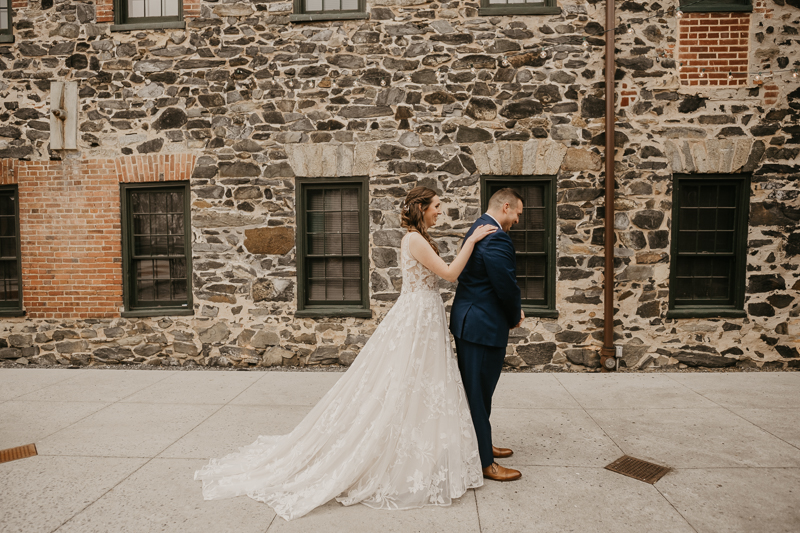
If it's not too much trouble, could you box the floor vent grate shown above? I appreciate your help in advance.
[0,443,38,464]
[605,455,671,484]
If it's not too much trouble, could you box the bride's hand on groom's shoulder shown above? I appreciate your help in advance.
[467,224,496,245]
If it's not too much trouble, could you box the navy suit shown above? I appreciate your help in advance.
[450,213,522,468]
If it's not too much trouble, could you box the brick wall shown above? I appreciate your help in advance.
[678,12,750,87]
[0,154,196,320]
[15,158,122,319]
[10,0,26,9]
[96,0,201,23]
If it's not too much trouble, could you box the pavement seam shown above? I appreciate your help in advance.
[552,373,627,457]
[0,368,88,405]
[652,482,701,533]
[472,488,483,533]
[50,373,266,533]
[662,373,800,453]
[263,513,278,532]
[31,370,179,446]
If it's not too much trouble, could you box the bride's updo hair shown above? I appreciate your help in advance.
[401,186,439,254]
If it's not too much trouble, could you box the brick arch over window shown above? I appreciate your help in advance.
[96,0,201,23]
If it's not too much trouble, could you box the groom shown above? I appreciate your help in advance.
[451,188,524,482]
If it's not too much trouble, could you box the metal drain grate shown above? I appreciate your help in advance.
[605,455,671,484]
[0,443,38,464]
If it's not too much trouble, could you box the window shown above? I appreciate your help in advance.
[679,0,752,12]
[121,183,192,317]
[290,0,367,23]
[668,175,749,318]
[481,176,557,318]
[480,0,561,16]
[0,187,22,316]
[0,0,12,43]
[113,0,184,30]
[296,178,370,318]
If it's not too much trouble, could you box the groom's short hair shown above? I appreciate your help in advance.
[488,188,524,211]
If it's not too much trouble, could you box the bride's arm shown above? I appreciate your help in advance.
[407,226,496,283]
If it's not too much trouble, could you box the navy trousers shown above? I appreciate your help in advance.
[454,335,505,469]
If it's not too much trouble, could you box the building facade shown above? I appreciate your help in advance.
[0,0,797,370]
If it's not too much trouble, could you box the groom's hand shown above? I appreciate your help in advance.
[512,310,525,329]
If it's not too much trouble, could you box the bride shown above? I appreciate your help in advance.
[195,186,497,520]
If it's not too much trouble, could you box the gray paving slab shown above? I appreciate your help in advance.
[229,371,343,406]
[0,368,85,402]
[36,402,221,458]
[492,373,580,409]
[159,404,310,459]
[2,369,799,533]
[588,407,800,468]
[657,467,800,533]
[55,458,276,533]
[667,372,800,410]
[14,369,173,403]
[555,373,720,409]
[0,455,147,533]
[490,407,623,467]
[475,466,696,533]
[0,400,108,450]
[119,370,262,405]
[729,408,800,449]
[266,488,481,533]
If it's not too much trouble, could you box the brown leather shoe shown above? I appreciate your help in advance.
[493,445,513,458]
[482,463,521,481]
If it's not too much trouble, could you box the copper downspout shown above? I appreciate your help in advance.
[600,0,617,371]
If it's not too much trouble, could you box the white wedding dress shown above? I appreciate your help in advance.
[195,233,483,520]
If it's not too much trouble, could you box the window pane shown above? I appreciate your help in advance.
[172,280,187,300]
[324,189,341,211]
[682,209,698,230]
[170,258,186,279]
[309,259,325,278]
[306,0,323,10]
[342,211,358,233]
[342,233,360,255]
[326,258,343,278]
[325,212,342,234]
[138,279,154,301]
[697,232,715,253]
[128,0,146,18]
[525,278,544,300]
[308,279,325,300]
[323,0,340,10]
[698,210,716,230]
[0,237,15,258]
[308,234,325,255]
[326,279,344,300]
[344,279,361,299]
[341,0,358,9]
[527,231,545,253]
[153,259,170,278]
[308,212,324,233]
[164,0,180,17]
[324,233,342,255]
[307,190,324,211]
[155,279,171,300]
[717,208,735,230]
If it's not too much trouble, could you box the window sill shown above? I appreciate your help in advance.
[666,308,746,319]
[296,308,372,318]
[111,21,186,32]
[289,13,368,22]
[679,5,753,13]
[0,35,14,44]
[122,308,195,318]
[478,6,562,16]
[0,309,25,317]
[522,306,559,319]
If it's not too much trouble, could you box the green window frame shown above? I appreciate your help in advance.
[0,186,23,316]
[112,0,186,32]
[121,182,193,317]
[480,0,561,16]
[667,174,749,319]
[295,177,370,318]
[290,0,367,23]
[481,176,557,318]
[679,0,752,12]
[0,0,13,44]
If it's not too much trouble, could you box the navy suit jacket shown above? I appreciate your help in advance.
[450,213,522,348]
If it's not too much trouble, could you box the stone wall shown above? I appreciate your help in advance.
[0,0,798,371]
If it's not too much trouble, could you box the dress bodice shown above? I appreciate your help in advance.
[401,233,439,293]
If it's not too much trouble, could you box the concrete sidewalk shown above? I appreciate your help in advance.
[1,369,799,533]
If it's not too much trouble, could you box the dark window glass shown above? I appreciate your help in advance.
[679,0,752,11]
[480,0,560,14]
[483,177,555,314]
[123,184,190,312]
[671,176,748,312]
[0,188,21,311]
[297,179,369,315]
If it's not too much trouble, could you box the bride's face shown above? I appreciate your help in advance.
[422,195,442,228]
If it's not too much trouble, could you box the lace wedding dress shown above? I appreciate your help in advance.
[195,233,483,520]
